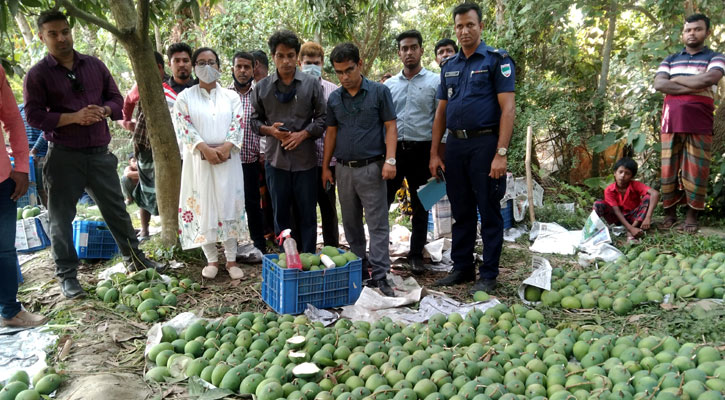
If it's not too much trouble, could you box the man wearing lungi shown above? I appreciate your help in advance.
[654,13,724,233]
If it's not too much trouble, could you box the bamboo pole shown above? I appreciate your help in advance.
[526,126,535,224]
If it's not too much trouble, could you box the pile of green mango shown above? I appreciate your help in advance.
[271,246,359,271]
[16,206,40,220]
[145,306,724,399]
[95,268,200,323]
[523,250,725,315]
[0,367,62,400]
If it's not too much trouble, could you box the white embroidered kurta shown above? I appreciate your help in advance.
[172,84,247,249]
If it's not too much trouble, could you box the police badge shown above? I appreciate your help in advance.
[501,63,512,78]
[448,87,454,98]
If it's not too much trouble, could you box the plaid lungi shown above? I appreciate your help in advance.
[661,132,712,210]
[132,147,158,215]
[594,195,650,226]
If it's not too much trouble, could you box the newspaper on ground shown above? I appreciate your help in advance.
[0,326,57,384]
[304,304,340,326]
[517,256,553,306]
[528,212,624,262]
[529,222,580,255]
[503,226,527,242]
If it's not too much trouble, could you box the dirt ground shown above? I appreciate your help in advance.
[14,222,725,399]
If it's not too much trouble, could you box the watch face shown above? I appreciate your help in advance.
[498,148,507,156]
[386,158,396,166]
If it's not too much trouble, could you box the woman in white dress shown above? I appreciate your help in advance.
[172,47,246,280]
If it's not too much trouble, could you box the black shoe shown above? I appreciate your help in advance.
[408,257,425,275]
[470,278,497,294]
[361,259,371,282]
[60,278,85,299]
[124,253,166,272]
[433,269,476,287]
[369,278,395,297]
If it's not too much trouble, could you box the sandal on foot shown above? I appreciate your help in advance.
[660,217,678,229]
[202,265,219,279]
[677,222,698,234]
[227,266,244,280]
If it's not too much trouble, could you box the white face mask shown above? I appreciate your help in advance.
[195,64,221,84]
[301,64,322,78]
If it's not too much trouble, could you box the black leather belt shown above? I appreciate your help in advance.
[50,143,109,154]
[338,154,384,168]
[451,127,498,139]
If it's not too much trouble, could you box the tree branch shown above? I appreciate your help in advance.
[59,0,122,37]
[622,4,659,26]
[138,0,150,40]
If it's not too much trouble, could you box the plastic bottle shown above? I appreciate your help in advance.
[277,229,302,270]
[320,254,336,269]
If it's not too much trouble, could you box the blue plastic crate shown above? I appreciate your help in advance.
[261,250,363,314]
[72,220,119,259]
[17,217,51,254]
[502,199,513,229]
[10,155,35,182]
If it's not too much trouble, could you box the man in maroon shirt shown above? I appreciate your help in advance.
[23,10,163,299]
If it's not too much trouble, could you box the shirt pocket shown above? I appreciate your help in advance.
[470,69,491,87]
[444,76,460,99]
[358,103,379,126]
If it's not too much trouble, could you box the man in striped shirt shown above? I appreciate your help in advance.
[654,13,724,233]
[299,41,340,248]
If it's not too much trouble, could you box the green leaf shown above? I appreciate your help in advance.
[7,0,19,16]
[20,0,43,7]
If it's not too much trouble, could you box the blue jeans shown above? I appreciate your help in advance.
[445,135,506,280]
[0,177,21,319]
[264,164,317,253]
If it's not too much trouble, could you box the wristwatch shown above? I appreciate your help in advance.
[497,148,508,157]
[385,158,397,166]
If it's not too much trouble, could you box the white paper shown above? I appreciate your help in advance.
[517,256,553,305]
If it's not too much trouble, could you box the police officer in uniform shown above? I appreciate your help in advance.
[429,2,515,293]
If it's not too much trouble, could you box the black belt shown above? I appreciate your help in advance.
[398,141,431,150]
[338,154,384,168]
[50,143,109,154]
[451,127,498,139]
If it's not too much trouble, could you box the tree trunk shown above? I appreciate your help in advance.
[154,23,163,53]
[121,41,182,246]
[590,2,617,178]
[14,13,33,45]
[495,0,506,34]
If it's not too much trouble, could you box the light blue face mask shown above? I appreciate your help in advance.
[301,64,322,78]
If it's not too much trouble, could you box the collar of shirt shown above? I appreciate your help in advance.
[270,69,305,84]
[393,67,429,81]
[45,50,88,70]
[228,82,253,96]
[342,76,371,98]
[679,46,711,56]
[456,41,488,61]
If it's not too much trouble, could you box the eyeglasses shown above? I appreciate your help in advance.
[66,72,84,93]
[196,60,217,67]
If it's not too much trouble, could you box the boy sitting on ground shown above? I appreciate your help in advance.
[594,157,659,242]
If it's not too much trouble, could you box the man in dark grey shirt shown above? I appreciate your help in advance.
[322,43,398,297]
[251,30,326,253]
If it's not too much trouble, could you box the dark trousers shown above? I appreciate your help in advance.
[265,164,317,253]
[0,178,20,319]
[317,165,339,247]
[445,135,505,280]
[386,141,431,258]
[242,161,266,251]
[44,145,141,280]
